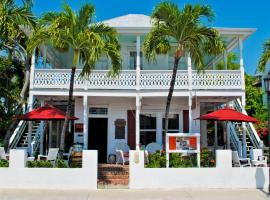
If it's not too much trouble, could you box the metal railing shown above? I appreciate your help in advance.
[8,99,39,150]
[31,121,45,155]
[228,122,242,156]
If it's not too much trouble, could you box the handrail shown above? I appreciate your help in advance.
[233,99,262,149]
[8,99,39,150]
[31,121,45,155]
[228,122,242,157]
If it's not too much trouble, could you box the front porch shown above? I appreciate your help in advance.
[28,95,244,163]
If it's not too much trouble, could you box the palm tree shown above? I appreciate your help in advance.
[258,39,270,72]
[27,3,121,156]
[143,2,224,139]
[0,0,36,149]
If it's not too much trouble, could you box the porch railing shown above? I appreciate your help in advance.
[33,69,243,90]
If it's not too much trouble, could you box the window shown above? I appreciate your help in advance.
[129,51,143,70]
[89,107,108,115]
[162,114,179,133]
[140,114,156,146]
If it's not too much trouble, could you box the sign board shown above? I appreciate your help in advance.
[166,133,200,168]
[75,123,83,133]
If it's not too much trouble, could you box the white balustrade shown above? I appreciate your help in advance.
[33,69,242,90]
[192,70,242,90]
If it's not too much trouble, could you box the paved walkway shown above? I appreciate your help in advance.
[0,188,268,200]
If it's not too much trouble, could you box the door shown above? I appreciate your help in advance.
[88,118,108,163]
[127,110,136,150]
[183,110,189,133]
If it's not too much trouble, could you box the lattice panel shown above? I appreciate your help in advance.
[140,71,188,89]
[192,71,242,89]
[33,69,242,91]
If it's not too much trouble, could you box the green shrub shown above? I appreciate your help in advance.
[27,160,53,168]
[146,152,196,168]
[169,153,195,168]
[200,148,215,167]
[0,159,9,167]
[147,152,166,168]
[56,159,68,168]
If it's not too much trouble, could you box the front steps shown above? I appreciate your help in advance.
[98,164,129,189]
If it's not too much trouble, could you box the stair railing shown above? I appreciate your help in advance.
[228,121,242,157]
[31,121,46,155]
[8,99,39,150]
[233,99,262,149]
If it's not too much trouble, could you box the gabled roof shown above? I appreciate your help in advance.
[102,14,152,28]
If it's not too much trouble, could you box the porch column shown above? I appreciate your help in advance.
[239,37,245,90]
[29,49,35,90]
[27,93,34,155]
[39,99,45,154]
[83,95,88,150]
[239,37,247,157]
[187,54,192,133]
[241,96,247,158]
[223,50,228,70]
[136,34,141,150]
[156,112,163,146]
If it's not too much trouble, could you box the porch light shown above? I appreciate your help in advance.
[263,71,270,194]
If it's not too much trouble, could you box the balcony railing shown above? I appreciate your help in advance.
[33,69,243,90]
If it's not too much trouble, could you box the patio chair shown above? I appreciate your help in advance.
[0,147,8,160]
[232,151,251,167]
[38,148,59,166]
[250,149,267,167]
[63,146,73,166]
[144,143,162,164]
[115,142,130,165]
[145,143,162,154]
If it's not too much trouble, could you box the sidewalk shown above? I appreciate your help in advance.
[0,188,268,200]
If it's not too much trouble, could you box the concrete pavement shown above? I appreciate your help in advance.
[0,188,268,200]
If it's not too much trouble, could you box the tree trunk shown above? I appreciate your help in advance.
[59,66,76,158]
[20,56,30,103]
[164,57,180,147]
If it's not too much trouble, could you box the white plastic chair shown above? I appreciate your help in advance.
[115,142,130,165]
[38,148,59,166]
[145,143,162,154]
[250,149,267,167]
[63,147,73,166]
[232,151,251,167]
[0,147,7,160]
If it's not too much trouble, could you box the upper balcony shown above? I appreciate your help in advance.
[32,69,243,91]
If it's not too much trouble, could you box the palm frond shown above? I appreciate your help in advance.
[78,3,95,29]
[258,39,270,72]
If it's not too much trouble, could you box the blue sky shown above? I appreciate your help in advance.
[19,0,270,75]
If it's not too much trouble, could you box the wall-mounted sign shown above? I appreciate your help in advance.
[75,123,83,133]
[115,119,126,139]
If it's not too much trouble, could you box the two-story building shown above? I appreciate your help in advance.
[19,14,257,163]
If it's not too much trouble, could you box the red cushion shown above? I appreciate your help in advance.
[123,152,129,157]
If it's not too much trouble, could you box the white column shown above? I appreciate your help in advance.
[29,49,35,90]
[135,34,141,150]
[188,94,192,133]
[223,50,228,70]
[156,112,163,146]
[39,99,45,154]
[179,110,183,133]
[27,93,34,155]
[239,37,245,90]
[83,95,88,150]
[241,95,247,158]
[187,54,192,133]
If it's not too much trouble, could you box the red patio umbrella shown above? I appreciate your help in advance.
[15,104,78,121]
[196,107,258,123]
[14,104,78,155]
[196,107,258,152]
